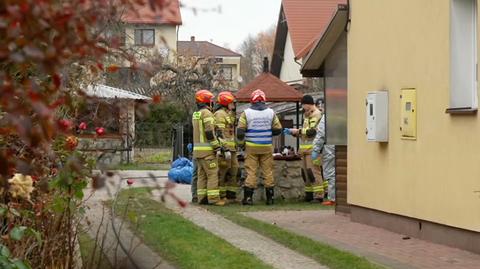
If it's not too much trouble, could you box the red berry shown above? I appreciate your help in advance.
[57,119,72,132]
[95,127,105,136]
[78,122,87,130]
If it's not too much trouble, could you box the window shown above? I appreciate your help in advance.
[449,0,478,111]
[134,29,155,46]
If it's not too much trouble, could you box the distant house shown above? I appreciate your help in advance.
[177,36,242,90]
[121,0,182,61]
[104,0,182,90]
[271,0,345,87]
[84,2,181,164]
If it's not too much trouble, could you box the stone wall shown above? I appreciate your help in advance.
[238,159,305,202]
[78,137,125,166]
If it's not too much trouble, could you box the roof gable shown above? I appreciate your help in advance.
[281,0,346,59]
[236,72,302,102]
[177,41,241,57]
[122,0,182,25]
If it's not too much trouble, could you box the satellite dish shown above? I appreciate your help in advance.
[237,75,243,83]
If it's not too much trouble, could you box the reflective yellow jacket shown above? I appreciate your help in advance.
[192,107,221,158]
[298,108,322,154]
[214,108,236,152]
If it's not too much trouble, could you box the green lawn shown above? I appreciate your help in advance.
[113,162,170,170]
[208,205,385,269]
[112,188,273,269]
[78,231,113,269]
[136,150,172,163]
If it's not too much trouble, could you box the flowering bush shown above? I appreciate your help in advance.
[0,0,169,268]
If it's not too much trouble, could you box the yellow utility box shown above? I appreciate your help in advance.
[400,88,416,140]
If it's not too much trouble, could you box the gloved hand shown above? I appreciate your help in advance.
[224,151,232,160]
[311,151,319,161]
[283,128,292,135]
[238,143,245,151]
[187,143,193,153]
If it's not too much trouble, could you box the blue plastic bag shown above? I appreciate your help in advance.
[171,157,192,169]
[168,166,193,184]
[168,157,193,184]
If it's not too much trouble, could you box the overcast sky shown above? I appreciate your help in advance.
[178,0,281,52]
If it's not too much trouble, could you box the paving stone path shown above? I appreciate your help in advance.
[246,210,480,269]
[85,170,327,269]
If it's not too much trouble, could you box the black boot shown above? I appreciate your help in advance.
[199,197,209,205]
[265,187,274,205]
[242,187,254,205]
[305,192,313,202]
[226,190,237,200]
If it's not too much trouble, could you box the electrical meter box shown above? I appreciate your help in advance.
[400,88,416,140]
[366,91,389,142]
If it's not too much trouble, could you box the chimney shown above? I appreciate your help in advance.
[263,57,269,73]
[190,36,195,42]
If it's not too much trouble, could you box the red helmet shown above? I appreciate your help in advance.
[217,91,236,106]
[250,89,266,103]
[195,89,214,104]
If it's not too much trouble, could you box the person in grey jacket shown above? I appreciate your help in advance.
[311,111,336,206]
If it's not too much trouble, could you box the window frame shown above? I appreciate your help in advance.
[134,29,155,46]
[448,0,478,114]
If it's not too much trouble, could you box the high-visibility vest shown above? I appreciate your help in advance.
[244,108,274,146]
[214,108,236,151]
[192,108,219,158]
[299,109,322,153]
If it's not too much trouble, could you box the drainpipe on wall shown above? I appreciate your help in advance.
[175,26,179,64]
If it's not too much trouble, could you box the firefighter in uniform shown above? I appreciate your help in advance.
[284,94,324,202]
[192,89,224,206]
[237,89,282,205]
[214,91,239,202]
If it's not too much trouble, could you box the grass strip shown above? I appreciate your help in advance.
[78,231,113,269]
[113,187,273,269]
[113,162,170,171]
[209,204,385,269]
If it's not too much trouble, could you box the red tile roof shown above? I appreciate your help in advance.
[122,0,182,25]
[236,72,303,102]
[282,0,346,59]
[177,41,241,57]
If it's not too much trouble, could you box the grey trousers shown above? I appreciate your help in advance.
[323,145,336,201]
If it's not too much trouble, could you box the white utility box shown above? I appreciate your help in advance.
[366,91,388,142]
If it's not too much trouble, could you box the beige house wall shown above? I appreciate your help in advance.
[221,56,241,89]
[280,32,303,84]
[178,55,241,90]
[348,0,480,232]
[124,24,178,62]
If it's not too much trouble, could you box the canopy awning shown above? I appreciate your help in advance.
[301,4,349,77]
[85,84,151,100]
[236,72,303,102]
